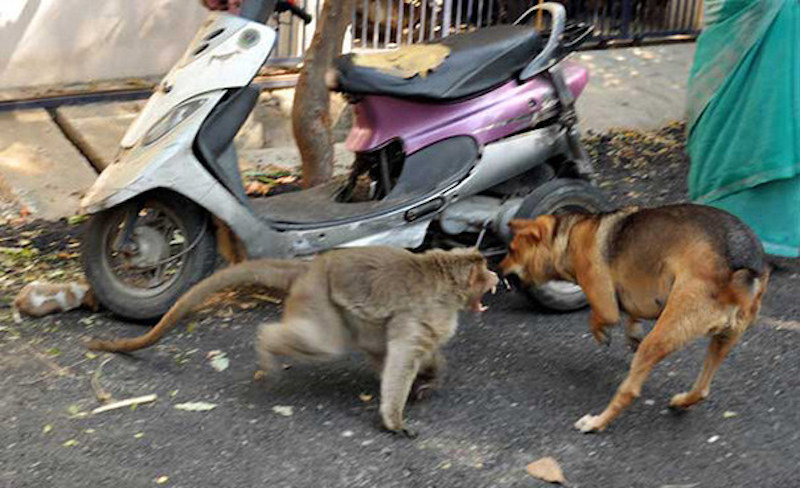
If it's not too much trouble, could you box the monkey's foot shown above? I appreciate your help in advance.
[574,414,606,433]
[385,426,418,439]
[409,380,437,403]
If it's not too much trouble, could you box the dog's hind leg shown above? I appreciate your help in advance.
[575,282,705,433]
[669,330,742,410]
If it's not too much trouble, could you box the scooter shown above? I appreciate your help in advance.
[80,0,609,320]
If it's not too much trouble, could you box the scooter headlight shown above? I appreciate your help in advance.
[142,98,207,146]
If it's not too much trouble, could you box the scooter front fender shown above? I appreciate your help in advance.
[79,91,294,258]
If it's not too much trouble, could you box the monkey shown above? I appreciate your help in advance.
[88,246,499,437]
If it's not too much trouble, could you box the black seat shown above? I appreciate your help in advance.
[333,25,543,101]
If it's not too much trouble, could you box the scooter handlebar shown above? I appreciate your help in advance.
[515,2,567,80]
[237,0,311,24]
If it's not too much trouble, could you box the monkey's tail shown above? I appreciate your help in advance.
[87,259,310,353]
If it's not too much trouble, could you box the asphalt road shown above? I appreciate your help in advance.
[2,126,799,487]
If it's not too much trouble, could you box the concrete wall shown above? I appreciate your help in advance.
[0,0,209,90]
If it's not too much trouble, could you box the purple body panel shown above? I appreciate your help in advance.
[345,61,589,154]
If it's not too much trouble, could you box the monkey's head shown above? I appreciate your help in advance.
[500,216,560,286]
[463,252,499,313]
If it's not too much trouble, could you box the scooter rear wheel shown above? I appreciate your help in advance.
[512,178,612,312]
[82,191,217,321]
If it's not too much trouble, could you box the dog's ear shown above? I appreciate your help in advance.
[510,216,556,244]
[530,215,557,243]
[508,219,535,236]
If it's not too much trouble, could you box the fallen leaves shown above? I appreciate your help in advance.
[272,405,294,417]
[358,393,373,403]
[91,394,158,415]
[155,475,169,484]
[174,401,217,412]
[723,411,738,419]
[207,350,230,372]
[42,424,53,434]
[62,439,79,447]
[526,457,566,485]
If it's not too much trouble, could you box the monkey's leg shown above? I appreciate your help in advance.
[669,330,742,410]
[410,349,445,402]
[256,317,348,375]
[575,283,705,433]
[380,338,424,437]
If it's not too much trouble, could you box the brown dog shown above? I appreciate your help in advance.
[500,204,770,433]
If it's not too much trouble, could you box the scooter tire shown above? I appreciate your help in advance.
[82,193,217,321]
[512,178,612,312]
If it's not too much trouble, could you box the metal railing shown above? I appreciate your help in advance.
[268,0,703,65]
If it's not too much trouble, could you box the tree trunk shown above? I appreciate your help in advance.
[292,0,356,188]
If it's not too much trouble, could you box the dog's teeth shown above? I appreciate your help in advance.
[479,304,489,312]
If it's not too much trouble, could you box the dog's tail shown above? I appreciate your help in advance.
[726,266,771,324]
[87,259,310,353]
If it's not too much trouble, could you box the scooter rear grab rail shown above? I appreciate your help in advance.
[515,2,567,81]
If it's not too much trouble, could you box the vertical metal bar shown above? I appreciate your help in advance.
[442,0,452,37]
[620,0,632,37]
[419,0,427,42]
[455,0,463,33]
[361,0,369,48]
[372,3,380,49]
[476,0,483,28]
[385,0,393,46]
[466,0,474,30]
[408,1,415,44]
[351,0,357,47]
[486,0,493,26]
[677,0,688,32]
[396,0,404,46]
[429,0,437,40]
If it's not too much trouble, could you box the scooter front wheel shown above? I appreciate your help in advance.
[512,178,612,312]
[82,191,217,321]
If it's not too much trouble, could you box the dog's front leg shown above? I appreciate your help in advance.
[575,262,619,347]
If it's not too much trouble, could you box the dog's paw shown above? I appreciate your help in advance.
[574,414,605,433]
[591,329,611,347]
[626,334,642,353]
[669,391,704,411]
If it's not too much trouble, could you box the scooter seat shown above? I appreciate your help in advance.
[332,25,542,100]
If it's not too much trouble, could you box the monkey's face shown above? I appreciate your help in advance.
[467,261,499,313]
[500,216,558,286]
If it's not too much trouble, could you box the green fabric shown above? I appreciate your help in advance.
[686,0,800,257]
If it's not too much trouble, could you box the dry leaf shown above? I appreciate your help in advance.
[245,181,273,196]
[358,393,373,403]
[526,457,566,484]
[253,370,266,381]
[723,411,738,418]
[353,44,451,78]
[272,405,294,417]
[207,351,229,372]
[174,402,217,412]
[156,475,169,484]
